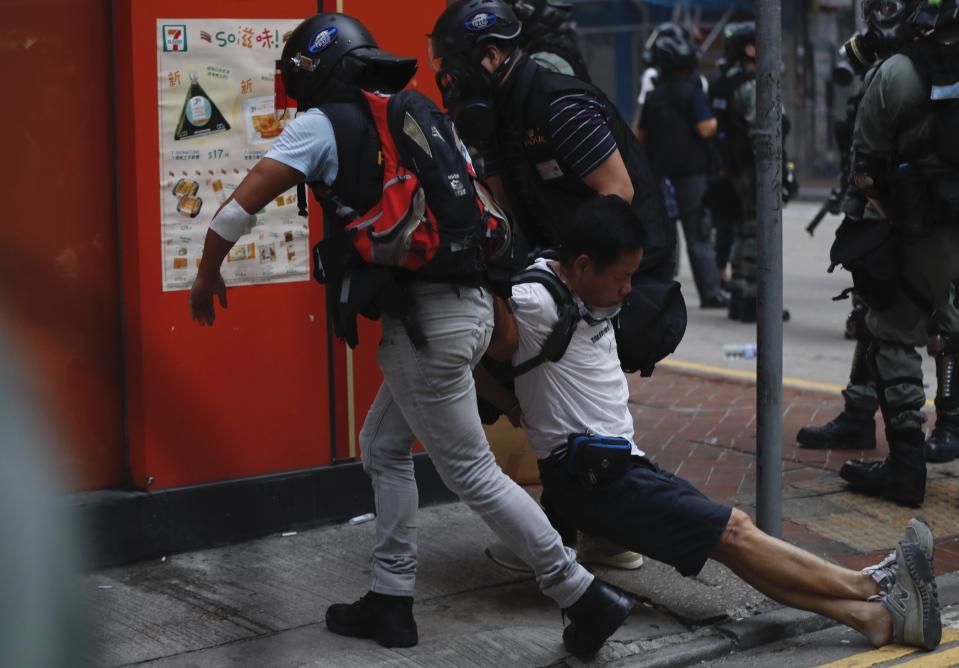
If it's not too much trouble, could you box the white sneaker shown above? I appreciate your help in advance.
[484,535,644,573]
[576,534,644,570]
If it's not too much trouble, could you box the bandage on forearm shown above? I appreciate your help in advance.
[209,199,257,242]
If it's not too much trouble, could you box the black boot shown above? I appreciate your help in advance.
[927,351,959,463]
[797,409,877,449]
[840,429,927,507]
[926,416,959,463]
[562,579,634,660]
[739,292,758,323]
[735,291,790,323]
[325,591,418,648]
[727,284,744,321]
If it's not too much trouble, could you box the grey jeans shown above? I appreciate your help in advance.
[359,282,593,608]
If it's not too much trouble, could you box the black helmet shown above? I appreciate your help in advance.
[650,25,697,72]
[723,21,756,64]
[643,23,689,66]
[280,13,417,104]
[428,0,523,67]
[428,0,523,146]
[646,22,690,48]
[934,0,959,44]
[506,0,573,40]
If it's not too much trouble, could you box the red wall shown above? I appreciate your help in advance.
[116,0,342,490]
[116,1,449,490]
[4,0,449,493]
[4,0,124,491]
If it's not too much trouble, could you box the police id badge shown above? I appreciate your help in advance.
[535,159,565,181]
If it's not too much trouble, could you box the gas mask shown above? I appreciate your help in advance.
[863,0,921,49]
[434,53,498,146]
[832,30,885,85]
[430,41,517,147]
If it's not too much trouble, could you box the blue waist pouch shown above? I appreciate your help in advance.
[566,433,632,487]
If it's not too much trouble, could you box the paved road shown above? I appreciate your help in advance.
[700,607,959,667]
[673,201,937,398]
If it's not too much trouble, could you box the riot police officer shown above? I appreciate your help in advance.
[801,27,959,462]
[710,22,798,321]
[798,36,884,451]
[429,0,675,280]
[834,0,959,505]
[635,22,709,123]
[638,26,728,308]
[709,22,761,321]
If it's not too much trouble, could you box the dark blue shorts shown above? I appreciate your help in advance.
[538,455,732,577]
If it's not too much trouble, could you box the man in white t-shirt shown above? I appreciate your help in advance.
[482,195,943,652]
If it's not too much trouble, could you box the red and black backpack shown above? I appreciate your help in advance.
[315,89,511,280]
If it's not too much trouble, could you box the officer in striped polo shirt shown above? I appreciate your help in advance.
[429,0,676,281]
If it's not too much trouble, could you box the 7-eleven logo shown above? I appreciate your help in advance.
[163,25,187,52]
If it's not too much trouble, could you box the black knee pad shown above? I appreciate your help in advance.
[869,341,925,421]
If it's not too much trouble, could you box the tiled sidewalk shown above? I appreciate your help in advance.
[617,367,959,575]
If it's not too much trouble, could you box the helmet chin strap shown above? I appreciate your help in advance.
[491,48,519,86]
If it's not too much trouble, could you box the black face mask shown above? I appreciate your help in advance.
[436,53,498,146]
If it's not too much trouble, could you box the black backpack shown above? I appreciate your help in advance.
[616,274,687,376]
[476,265,687,424]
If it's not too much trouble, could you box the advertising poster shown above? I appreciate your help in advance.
[157,19,306,291]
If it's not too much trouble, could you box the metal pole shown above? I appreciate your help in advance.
[754,0,784,537]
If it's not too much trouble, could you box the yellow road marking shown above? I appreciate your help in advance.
[658,358,936,408]
[816,630,959,668]
[895,646,959,667]
[815,644,921,668]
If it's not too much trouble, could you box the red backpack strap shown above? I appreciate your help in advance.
[361,91,401,173]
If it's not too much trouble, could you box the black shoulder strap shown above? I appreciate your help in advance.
[510,57,542,128]
[898,41,936,88]
[510,266,581,377]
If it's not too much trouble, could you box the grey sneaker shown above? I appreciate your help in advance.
[881,541,941,650]
[862,517,934,592]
